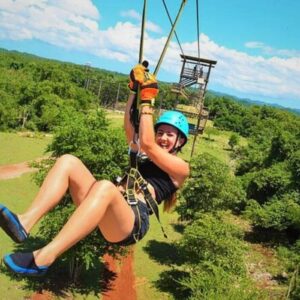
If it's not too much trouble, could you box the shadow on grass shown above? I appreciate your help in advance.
[143,239,191,299]
[0,236,118,298]
[154,269,191,300]
[143,239,185,266]
[171,223,185,234]
[223,147,232,151]
[202,136,215,142]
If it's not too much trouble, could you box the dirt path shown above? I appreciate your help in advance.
[0,161,138,299]
[0,161,37,180]
[102,250,136,300]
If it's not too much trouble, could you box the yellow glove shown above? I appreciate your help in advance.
[128,63,147,93]
[140,72,159,106]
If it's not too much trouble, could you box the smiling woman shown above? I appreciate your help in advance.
[0,65,190,277]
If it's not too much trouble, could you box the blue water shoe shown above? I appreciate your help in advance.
[0,204,28,243]
[4,252,48,276]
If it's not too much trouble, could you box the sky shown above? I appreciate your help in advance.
[0,0,300,109]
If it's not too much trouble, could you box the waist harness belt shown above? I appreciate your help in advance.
[116,167,167,239]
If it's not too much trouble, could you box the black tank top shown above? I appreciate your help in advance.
[138,158,177,204]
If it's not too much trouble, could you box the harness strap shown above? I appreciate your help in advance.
[129,202,142,243]
[115,171,142,243]
[126,168,168,239]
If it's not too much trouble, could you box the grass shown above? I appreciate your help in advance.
[0,132,51,165]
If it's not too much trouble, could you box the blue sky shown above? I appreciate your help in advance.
[1,0,300,109]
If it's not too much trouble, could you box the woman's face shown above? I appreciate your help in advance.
[155,124,181,152]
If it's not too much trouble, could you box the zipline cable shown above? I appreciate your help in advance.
[190,0,204,158]
[162,0,185,57]
[139,0,147,64]
[154,0,187,76]
[196,0,201,61]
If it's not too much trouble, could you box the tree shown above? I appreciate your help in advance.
[289,150,300,188]
[228,133,240,150]
[175,212,261,299]
[243,162,292,204]
[177,153,246,220]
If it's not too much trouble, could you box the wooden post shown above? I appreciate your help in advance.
[114,82,121,110]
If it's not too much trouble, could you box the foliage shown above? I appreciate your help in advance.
[177,153,246,220]
[243,162,292,203]
[277,240,300,272]
[289,150,300,188]
[228,132,240,150]
[180,263,261,300]
[176,212,262,299]
[48,108,128,180]
[0,49,124,131]
[244,192,300,231]
[179,212,246,274]
[0,49,183,132]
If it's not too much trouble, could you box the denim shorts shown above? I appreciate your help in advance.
[113,200,150,246]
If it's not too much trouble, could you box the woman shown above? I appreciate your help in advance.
[0,85,189,277]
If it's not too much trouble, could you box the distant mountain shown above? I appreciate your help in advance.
[207,90,300,116]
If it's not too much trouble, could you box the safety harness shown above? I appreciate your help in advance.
[116,150,167,241]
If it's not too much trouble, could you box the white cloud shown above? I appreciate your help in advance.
[51,0,99,19]
[121,9,140,21]
[245,41,300,58]
[0,1,299,106]
[120,9,162,33]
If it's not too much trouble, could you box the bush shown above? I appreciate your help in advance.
[179,212,246,275]
[176,212,262,299]
[289,150,300,188]
[243,162,292,203]
[244,192,300,231]
[48,108,128,180]
[180,263,262,300]
[228,133,240,150]
[177,153,246,220]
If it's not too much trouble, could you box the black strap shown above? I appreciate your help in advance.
[130,203,142,242]
[126,168,167,238]
[129,151,137,168]
[130,94,140,136]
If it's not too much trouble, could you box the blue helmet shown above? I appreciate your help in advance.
[155,110,189,149]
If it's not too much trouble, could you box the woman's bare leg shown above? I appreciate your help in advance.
[32,180,134,266]
[18,154,96,233]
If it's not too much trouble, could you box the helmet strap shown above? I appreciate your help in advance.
[169,133,181,154]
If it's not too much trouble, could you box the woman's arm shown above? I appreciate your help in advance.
[139,105,190,186]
